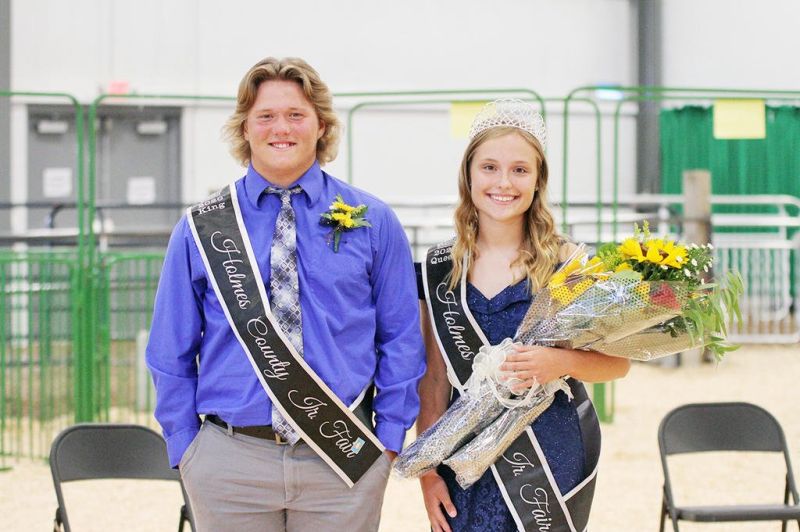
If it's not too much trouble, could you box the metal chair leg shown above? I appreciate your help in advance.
[178,504,188,532]
[53,507,64,532]
[670,509,680,532]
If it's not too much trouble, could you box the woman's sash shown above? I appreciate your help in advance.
[423,240,601,532]
[187,185,383,488]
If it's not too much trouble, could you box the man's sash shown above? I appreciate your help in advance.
[422,240,601,532]
[187,185,383,488]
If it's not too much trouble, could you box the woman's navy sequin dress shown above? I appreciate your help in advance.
[417,266,586,531]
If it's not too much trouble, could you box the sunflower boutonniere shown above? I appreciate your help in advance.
[319,194,371,252]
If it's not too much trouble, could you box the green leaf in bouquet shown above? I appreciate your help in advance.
[678,269,744,360]
[723,271,745,325]
[597,241,618,257]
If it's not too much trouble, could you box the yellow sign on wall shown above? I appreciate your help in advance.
[450,101,487,139]
[713,99,766,139]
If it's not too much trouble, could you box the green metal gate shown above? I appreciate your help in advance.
[95,252,164,427]
[0,252,78,462]
[0,250,165,461]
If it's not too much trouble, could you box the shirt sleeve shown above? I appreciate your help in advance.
[369,208,427,452]
[145,216,205,467]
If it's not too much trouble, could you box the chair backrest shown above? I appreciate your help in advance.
[50,423,179,482]
[50,423,188,531]
[658,401,800,526]
[659,402,785,457]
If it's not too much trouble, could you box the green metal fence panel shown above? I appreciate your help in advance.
[95,252,165,429]
[0,252,79,462]
[0,250,168,460]
[0,90,95,426]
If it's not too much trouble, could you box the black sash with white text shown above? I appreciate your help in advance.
[188,185,383,488]
[423,241,600,532]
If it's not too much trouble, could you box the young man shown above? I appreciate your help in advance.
[146,57,425,531]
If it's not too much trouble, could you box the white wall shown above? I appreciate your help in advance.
[9,0,635,212]
[11,0,800,220]
[662,0,800,89]
[12,0,634,98]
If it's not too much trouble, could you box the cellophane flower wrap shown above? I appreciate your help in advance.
[392,339,515,478]
[396,223,743,488]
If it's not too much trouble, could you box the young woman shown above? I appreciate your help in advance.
[416,100,630,532]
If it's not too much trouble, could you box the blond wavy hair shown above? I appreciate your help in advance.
[223,57,341,167]
[449,127,563,291]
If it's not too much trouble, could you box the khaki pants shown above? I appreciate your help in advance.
[180,419,392,532]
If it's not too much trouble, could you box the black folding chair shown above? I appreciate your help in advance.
[658,402,800,531]
[49,423,194,532]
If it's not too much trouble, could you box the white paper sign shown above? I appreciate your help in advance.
[127,176,157,205]
[42,167,72,198]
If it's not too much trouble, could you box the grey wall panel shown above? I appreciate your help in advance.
[26,104,182,236]
[94,106,182,230]
[26,105,80,230]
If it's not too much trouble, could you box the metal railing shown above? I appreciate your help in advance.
[561,85,800,240]
[0,250,166,460]
[0,251,78,462]
[338,89,547,183]
[95,253,165,427]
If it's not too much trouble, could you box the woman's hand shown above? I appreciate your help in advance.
[420,470,457,532]
[500,344,632,390]
[500,345,565,393]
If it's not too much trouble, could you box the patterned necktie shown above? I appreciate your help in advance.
[266,185,303,444]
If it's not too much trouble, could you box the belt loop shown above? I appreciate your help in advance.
[226,422,233,437]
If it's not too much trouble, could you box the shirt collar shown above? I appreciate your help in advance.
[244,161,324,208]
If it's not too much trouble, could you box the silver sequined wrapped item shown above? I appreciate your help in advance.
[393,340,520,478]
[443,380,565,489]
[393,379,508,478]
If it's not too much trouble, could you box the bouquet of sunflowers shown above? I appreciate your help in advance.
[517,222,743,360]
[394,223,743,488]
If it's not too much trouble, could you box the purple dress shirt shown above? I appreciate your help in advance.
[146,161,426,467]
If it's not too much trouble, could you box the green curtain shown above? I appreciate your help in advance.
[660,105,800,219]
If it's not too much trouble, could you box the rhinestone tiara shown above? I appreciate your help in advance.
[467,98,547,146]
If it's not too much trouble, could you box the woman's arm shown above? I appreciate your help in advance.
[500,345,630,392]
[416,303,457,532]
[488,240,631,391]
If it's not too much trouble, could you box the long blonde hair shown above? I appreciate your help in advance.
[222,57,341,167]
[449,127,562,291]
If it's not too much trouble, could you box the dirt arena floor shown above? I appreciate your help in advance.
[1,344,798,532]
